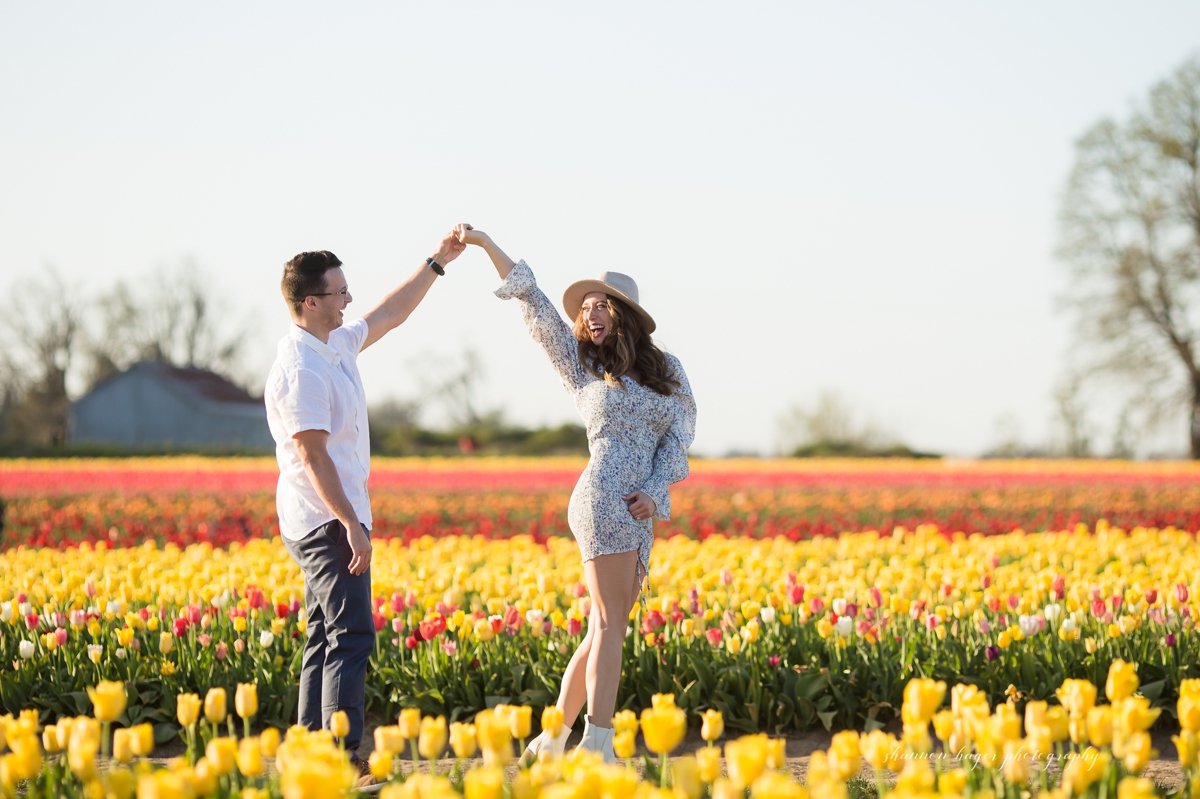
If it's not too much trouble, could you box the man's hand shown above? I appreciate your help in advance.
[347,524,372,575]
[623,490,657,522]
[432,229,467,267]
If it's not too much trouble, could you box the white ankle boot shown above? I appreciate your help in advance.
[574,715,615,764]
[520,723,572,766]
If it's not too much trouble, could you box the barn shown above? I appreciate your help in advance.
[70,361,273,450]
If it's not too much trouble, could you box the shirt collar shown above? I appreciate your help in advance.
[290,324,341,367]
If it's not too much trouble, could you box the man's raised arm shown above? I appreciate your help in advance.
[360,230,465,351]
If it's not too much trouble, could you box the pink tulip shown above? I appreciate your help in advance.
[705,628,722,647]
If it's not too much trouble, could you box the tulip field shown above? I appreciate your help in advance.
[3,457,1200,796]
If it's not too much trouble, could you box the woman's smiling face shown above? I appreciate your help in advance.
[581,292,614,346]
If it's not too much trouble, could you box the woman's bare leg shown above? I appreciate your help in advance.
[582,550,640,726]
[555,623,594,728]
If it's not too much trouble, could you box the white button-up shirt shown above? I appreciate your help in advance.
[265,318,372,541]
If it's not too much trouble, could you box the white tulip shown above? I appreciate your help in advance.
[835,616,853,638]
[19,602,32,617]
[0,602,12,623]
[1043,604,1061,622]
[115,647,127,660]
[831,598,847,616]
[1061,618,1077,634]
[760,606,777,625]
[259,631,275,647]
[18,640,35,659]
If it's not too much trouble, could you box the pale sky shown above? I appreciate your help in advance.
[3,3,1199,456]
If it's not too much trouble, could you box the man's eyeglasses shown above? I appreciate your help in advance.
[308,287,350,298]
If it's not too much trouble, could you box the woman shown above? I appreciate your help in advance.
[455,224,696,763]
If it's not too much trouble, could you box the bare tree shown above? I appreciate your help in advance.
[411,348,502,429]
[1059,55,1200,456]
[777,390,889,454]
[1052,373,1093,457]
[85,261,250,389]
[2,270,83,445]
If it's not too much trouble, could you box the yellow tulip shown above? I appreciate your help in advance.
[901,678,946,724]
[235,683,258,720]
[1173,730,1199,770]
[893,759,936,795]
[613,709,639,736]
[1116,776,1159,799]
[7,734,42,781]
[369,749,393,780]
[463,767,505,799]
[238,736,265,778]
[475,709,512,767]
[1001,739,1029,784]
[203,688,227,724]
[640,704,686,755]
[375,724,406,755]
[68,739,98,782]
[158,632,175,654]
[726,634,742,655]
[330,710,350,739]
[1045,706,1070,743]
[1057,679,1098,718]
[613,729,637,759]
[696,745,722,782]
[193,757,219,797]
[107,766,135,799]
[541,706,564,739]
[112,728,134,763]
[859,729,899,771]
[1115,696,1162,737]
[508,705,532,739]
[1179,695,1200,733]
[931,709,954,742]
[827,730,859,781]
[1024,700,1047,731]
[398,708,421,739]
[902,721,933,754]
[419,715,448,759]
[1062,746,1108,795]
[127,722,154,756]
[711,778,741,799]
[725,734,768,789]
[939,767,968,794]
[40,725,61,755]
[1106,659,1140,702]
[1069,716,1089,745]
[701,709,724,742]
[87,680,127,723]
[138,767,196,799]
[1181,678,1200,700]
[449,722,477,759]
[673,755,702,799]
[205,737,237,776]
[1088,705,1114,748]
[278,757,355,799]
[1122,731,1154,774]
[259,727,281,758]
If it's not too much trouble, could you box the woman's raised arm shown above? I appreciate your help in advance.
[455,223,514,280]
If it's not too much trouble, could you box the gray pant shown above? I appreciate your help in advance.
[282,519,374,756]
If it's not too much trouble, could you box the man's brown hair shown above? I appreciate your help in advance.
[281,251,342,316]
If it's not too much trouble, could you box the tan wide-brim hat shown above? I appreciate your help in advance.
[562,271,656,334]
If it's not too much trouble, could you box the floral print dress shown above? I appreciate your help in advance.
[496,260,697,580]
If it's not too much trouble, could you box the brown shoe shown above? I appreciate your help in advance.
[352,756,378,789]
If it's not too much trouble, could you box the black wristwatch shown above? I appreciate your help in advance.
[426,257,445,276]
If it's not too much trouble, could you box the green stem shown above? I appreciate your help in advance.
[660,752,668,789]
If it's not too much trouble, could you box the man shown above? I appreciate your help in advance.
[264,233,463,784]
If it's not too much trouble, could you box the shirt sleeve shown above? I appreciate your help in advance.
[641,355,697,521]
[495,260,589,393]
[273,367,332,438]
[331,317,369,355]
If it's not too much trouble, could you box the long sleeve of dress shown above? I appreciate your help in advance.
[641,354,696,521]
[495,260,589,394]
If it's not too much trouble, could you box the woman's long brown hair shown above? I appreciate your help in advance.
[573,296,681,396]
